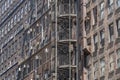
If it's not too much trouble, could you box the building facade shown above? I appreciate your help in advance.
[0,0,37,80]
[82,0,120,80]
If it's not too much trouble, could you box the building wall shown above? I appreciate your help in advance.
[0,0,33,80]
[83,0,120,80]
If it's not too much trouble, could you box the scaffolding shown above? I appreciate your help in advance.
[52,0,77,80]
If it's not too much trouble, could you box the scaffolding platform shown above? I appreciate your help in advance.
[58,14,77,18]
[58,39,76,43]
[58,65,77,69]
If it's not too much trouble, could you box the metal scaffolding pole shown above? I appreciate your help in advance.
[55,0,58,80]
[69,0,72,80]
[76,0,83,80]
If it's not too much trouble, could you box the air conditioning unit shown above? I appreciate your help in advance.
[83,45,92,55]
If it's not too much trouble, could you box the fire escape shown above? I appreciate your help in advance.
[52,0,77,79]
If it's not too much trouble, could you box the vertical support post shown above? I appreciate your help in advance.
[69,0,72,80]
[76,0,80,79]
[76,0,84,80]
[55,0,58,80]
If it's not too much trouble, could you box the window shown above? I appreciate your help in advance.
[92,6,97,25]
[28,1,31,11]
[18,37,22,48]
[7,0,10,8]
[14,40,17,51]
[109,53,114,72]
[94,62,98,79]
[100,58,105,76]
[85,12,91,34]
[25,3,28,15]
[20,8,23,19]
[109,23,114,42]
[5,25,7,34]
[7,21,10,32]
[11,43,14,54]
[88,67,91,80]
[8,48,11,58]
[94,33,98,51]
[116,19,120,37]
[14,15,17,25]
[100,2,104,20]
[11,18,13,29]
[100,29,105,47]
[1,28,4,37]
[5,1,7,11]
[117,48,120,68]
[0,7,1,17]
[116,0,120,7]
[10,0,13,4]
[0,30,1,39]
[35,55,39,68]
[108,0,113,14]
[17,11,20,22]
[3,27,5,36]
[2,4,5,14]
[87,37,91,45]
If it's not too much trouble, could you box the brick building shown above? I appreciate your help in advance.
[0,0,37,79]
[82,0,120,80]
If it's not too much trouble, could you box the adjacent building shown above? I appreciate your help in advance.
[82,0,120,80]
[0,0,37,80]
